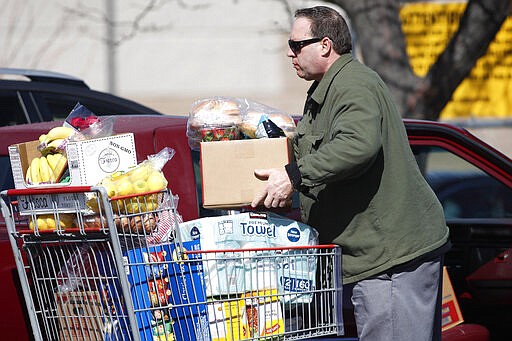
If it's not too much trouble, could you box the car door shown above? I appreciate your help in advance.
[406,121,512,339]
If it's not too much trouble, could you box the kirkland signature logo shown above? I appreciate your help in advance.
[287,227,300,242]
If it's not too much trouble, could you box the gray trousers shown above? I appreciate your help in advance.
[351,256,443,341]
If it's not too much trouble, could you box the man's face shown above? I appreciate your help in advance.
[288,17,322,81]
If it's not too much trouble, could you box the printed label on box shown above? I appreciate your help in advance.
[243,289,284,339]
[441,267,464,331]
[208,299,249,341]
[55,291,105,341]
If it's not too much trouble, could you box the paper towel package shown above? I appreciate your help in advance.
[178,212,319,301]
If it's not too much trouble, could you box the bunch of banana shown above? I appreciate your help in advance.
[26,153,68,184]
[38,126,75,155]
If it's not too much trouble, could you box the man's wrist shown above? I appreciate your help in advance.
[285,162,302,190]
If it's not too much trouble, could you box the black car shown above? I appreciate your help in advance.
[0,68,161,126]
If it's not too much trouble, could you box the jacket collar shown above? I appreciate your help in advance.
[308,53,353,106]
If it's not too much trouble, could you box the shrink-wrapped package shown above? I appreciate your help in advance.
[178,212,318,303]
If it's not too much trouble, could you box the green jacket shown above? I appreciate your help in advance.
[293,54,449,284]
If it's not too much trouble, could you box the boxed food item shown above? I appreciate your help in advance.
[441,267,464,331]
[123,240,210,341]
[200,137,292,209]
[9,133,137,190]
[55,291,106,341]
[243,289,285,339]
[208,298,249,341]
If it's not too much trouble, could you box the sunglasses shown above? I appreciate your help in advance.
[288,37,322,54]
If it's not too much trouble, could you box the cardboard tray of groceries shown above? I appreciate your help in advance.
[200,137,292,209]
[8,133,137,213]
[9,133,137,190]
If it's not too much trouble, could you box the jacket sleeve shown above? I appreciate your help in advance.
[297,84,383,187]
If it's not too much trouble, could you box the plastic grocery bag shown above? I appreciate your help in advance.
[65,102,116,141]
[56,244,97,292]
[146,192,183,245]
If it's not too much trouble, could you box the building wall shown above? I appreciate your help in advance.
[1,0,334,116]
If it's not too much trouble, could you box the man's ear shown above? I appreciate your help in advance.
[320,37,332,56]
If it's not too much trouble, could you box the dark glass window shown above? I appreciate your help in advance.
[0,90,27,126]
[412,145,512,219]
[37,93,134,120]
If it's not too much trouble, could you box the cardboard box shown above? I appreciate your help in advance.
[243,289,284,338]
[9,134,137,213]
[208,299,249,341]
[200,138,292,209]
[441,267,464,331]
[9,133,137,190]
[55,291,105,341]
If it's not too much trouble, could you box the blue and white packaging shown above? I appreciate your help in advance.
[123,240,210,341]
[178,212,319,302]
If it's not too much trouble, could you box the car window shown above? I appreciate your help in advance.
[36,92,138,119]
[0,90,28,126]
[412,145,512,219]
[0,156,15,191]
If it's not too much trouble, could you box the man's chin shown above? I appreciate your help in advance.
[298,73,314,81]
[296,70,307,80]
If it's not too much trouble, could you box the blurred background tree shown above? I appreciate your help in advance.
[321,0,512,120]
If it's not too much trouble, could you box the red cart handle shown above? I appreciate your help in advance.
[6,186,94,196]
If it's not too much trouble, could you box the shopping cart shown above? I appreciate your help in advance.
[1,186,344,341]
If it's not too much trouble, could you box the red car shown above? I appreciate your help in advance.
[0,116,510,340]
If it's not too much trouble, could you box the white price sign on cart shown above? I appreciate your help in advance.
[17,193,87,214]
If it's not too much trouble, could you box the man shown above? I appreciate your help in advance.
[251,6,450,341]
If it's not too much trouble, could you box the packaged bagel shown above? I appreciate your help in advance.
[238,100,297,139]
[186,97,242,150]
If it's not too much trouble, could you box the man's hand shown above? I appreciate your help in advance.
[251,167,293,208]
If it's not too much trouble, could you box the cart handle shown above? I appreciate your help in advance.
[185,244,339,255]
[5,186,94,196]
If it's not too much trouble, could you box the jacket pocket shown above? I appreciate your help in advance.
[297,132,325,157]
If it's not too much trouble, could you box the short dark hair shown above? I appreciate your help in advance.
[295,6,352,55]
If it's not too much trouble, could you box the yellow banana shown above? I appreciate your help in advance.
[47,126,74,141]
[48,138,65,148]
[38,133,47,143]
[38,126,74,153]
[39,156,51,182]
[48,153,67,180]
[56,155,68,176]
[45,216,56,230]
[29,157,41,184]
[46,153,56,171]
[25,165,32,184]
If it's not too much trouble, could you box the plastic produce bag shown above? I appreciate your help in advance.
[97,147,175,199]
[86,147,175,221]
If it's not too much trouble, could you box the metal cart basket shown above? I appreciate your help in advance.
[1,186,344,341]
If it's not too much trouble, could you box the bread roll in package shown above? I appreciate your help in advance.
[238,99,297,139]
[186,97,297,150]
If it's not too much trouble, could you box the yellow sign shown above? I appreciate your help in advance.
[400,2,512,119]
